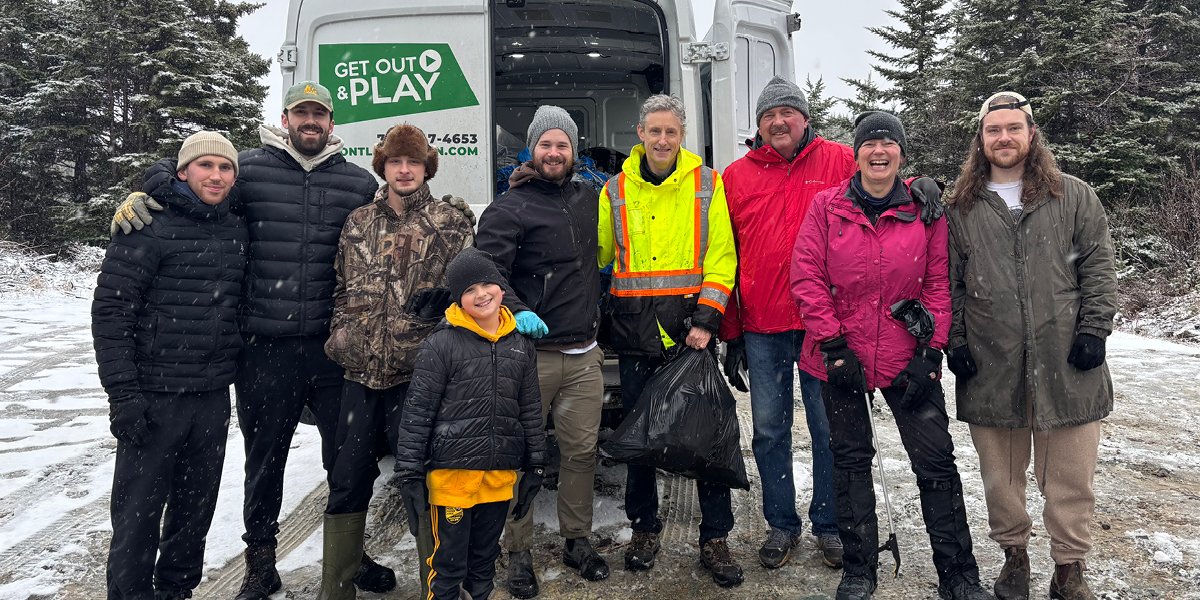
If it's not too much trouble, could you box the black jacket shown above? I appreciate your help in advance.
[92,171,247,401]
[475,168,601,349]
[393,321,548,475]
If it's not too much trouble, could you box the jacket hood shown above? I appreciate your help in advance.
[444,303,516,342]
[507,161,574,190]
[622,144,703,186]
[260,123,345,172]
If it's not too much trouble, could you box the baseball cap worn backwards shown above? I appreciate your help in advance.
[284,81,333,112]
[978,91,1034,122]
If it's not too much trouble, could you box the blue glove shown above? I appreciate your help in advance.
[514,310,549,339]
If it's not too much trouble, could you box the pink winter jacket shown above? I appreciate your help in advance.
[790,179,950,390]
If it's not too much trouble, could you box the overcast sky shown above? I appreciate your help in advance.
[237,0,900,120]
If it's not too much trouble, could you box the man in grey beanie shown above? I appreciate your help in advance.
[719,75,856,571]
[477,105,609,596]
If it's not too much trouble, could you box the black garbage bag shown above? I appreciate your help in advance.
[601,348,749,490]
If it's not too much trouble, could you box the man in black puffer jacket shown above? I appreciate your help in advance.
[93,132,247,600]
[394,247,548,600]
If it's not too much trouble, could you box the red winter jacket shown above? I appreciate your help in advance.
[790,179,950,390]
[718,136,855,340]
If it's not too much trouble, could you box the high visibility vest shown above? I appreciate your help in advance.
[604,166,731,314]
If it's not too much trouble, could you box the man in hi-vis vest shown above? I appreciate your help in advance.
[597,94,741,588]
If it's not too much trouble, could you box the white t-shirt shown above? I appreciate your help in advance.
[986,180,1023,210]
[561,341,598,355]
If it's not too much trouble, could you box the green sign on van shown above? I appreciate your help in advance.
[319,43,479,124]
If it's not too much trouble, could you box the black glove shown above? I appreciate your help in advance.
[891,346,944,410]
[722,337,749,393]
[820,336,865,392]
[909,177,945,225]
[404,287,452,320]
[511,467,545,520]
[946,345,978,379]
[109,396,151,446]
[1067,333,1106,371]
[395,474,427,536]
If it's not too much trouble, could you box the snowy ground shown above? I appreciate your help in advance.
[1,260,1199,598]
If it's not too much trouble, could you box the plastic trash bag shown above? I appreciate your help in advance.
[601,348,749,490]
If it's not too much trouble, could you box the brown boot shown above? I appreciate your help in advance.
[1049,561,1095,600]
[993,546,1029,600]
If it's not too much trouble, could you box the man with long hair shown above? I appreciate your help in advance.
[945,92,1117,600]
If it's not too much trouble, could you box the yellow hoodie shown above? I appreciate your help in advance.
[425,303,520,508]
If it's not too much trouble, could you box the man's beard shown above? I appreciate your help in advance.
[534,157,573,181]
[289,127,330,157]
[985,144,1029,169]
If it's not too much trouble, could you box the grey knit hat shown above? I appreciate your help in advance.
[526,105,578,159]
[852,111,907,157]
[755,76,810,123]
[447,247,507,302]
[178,131,239,175]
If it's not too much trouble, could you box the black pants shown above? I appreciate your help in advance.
[618,354,734,546]
[107,388,230,599]
[327,380,406,514]
[427,501,509,600]
[235,334,343,547]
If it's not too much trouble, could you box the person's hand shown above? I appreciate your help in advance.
[891,346,943,410]
[395,474,428,536]
[511,467,545,520]
[1067,333,1106,371]
[909,177,945,225]
[722,337,749,392]
[404,287,452,320]
[514,311,549,338]
[946,345,978,379]
[685,326,712,350]
[109,396,151,446]
[110,192,164,236]
[820,336,865,392]
[443,194,476,226]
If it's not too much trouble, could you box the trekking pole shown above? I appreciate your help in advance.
[861,366,902,578]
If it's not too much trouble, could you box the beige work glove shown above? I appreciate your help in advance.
[110,192,165,236]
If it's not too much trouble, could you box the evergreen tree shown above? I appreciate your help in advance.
[832,73,893,134]
[802,76,849,142]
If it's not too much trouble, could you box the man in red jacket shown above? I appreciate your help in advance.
[718,76,856,570]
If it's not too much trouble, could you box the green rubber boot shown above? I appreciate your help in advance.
[317,512,367,600]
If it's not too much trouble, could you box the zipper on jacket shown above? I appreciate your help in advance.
[490,341,498,467]
[213,221,222,389]
[299,172,311,329]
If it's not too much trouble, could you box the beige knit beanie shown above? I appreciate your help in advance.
[178,131,239,175]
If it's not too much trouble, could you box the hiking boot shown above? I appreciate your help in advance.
[154,590,191,600]
[234,544,281,600]
[1049,562,1095,600]
[817,532,845,569]
[563,537,609,581]
[624,531,660,571]
[505,549,539,599]
[993,546,1030,600]
[354,552,396,593]
[836,573,877,600]
[939,573,997,599]
[699,538,744,588]
[758,527,800,569]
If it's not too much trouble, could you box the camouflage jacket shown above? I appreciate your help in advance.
[326,183,475,389]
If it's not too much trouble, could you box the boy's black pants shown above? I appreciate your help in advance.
[427,501,509,600]
[107,388,230,599]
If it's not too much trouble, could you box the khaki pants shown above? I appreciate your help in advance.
[503,347,605,550]
[969,417,1101,566]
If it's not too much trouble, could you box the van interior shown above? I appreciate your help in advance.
[491,0,672,187]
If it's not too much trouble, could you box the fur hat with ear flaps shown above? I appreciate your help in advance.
[372,123,439,180]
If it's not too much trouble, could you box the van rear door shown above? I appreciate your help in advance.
[283,0,492,208]
[705,0,799,170]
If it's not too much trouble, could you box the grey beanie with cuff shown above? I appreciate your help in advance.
[525,105,579,159]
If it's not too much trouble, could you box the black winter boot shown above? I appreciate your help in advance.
[563,537,610,581]
[354,552,397,592]
[916,475,984,588]
[233,544,281,600]
[505,549,539,598]
[832,470,879,586]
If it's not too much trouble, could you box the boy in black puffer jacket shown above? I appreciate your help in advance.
[92,131,247,600]
[393,247,547,600]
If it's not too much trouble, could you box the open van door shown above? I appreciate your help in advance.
[703,0,800,171]
[281,0,493,210]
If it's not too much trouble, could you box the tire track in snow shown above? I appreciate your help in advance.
[0,343,93,392]
[0,440,111,531]
[0,326,78,353]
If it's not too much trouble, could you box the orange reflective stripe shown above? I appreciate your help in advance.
[612,267,703,278]
[616,174,631,273]
[611,286,704,297]
[703,281,732,296]
[698,297,726,313]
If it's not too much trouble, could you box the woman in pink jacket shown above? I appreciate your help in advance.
[790,112,992,600]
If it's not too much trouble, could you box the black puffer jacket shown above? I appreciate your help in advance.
[92,171,247,401]
[394,320,548,475]
[475,166,601,349]
[234,144,376,337]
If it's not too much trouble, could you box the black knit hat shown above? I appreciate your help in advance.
[852,111,907,157]
[446,247,506,301]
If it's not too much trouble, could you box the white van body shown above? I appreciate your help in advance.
[279,0,799,213]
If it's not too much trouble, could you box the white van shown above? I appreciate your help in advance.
[279,0,800,212]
